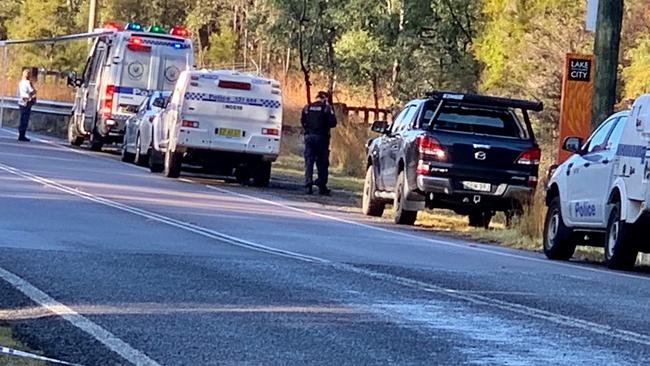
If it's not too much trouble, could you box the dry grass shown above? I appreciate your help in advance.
[0,326,45,366]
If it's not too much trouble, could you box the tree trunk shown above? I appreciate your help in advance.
[372,74,380,114]
[283,47,291,84]
[591,0,624,130]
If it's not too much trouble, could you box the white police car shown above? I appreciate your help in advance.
[544,95,650,270]
[150,69,282,186]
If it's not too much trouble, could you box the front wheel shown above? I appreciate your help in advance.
[89,129,103,151]
[121,142,135,163]
[394,171,417,225]
[604,202,638,270]
[163,149,182,178]
[134,134,149,167]
[543,197,576,260]
[362,165,385,217]
[67,122,84,146]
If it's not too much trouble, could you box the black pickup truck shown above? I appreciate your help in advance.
[362,92,543,228]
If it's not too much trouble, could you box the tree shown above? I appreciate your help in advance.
[204,28,236,67]
[622,37,650,97]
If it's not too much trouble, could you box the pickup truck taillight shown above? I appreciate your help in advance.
[516,147,541,165]
[416,135,446,161]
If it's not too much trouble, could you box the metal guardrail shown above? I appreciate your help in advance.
[0,96,73,116]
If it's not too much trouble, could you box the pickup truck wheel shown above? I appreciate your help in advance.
[163,150,182,178]
[394,171,417,225]
[543,197,576,260]
[252,162,272,187]
[362,166,385,217]
[67,122,84,146]
[149,150,164,173]
[121,142,135,163]
[134,134,149,166]
[604,203,638,270]
[468,211,492,229]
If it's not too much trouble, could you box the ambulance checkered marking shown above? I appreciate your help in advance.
[184,92,281,109]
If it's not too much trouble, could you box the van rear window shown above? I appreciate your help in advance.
[122,49,152,90]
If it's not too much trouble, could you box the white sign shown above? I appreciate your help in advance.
[586,0,599,32]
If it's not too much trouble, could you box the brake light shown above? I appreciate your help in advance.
[262,128,279,136]
[101,85,115,118]
[182,120,199,128]
[170,26,190,37]
[127,36,151,52]
[416,135,446,160]
[218,80,251,91]
[517,147,541,165]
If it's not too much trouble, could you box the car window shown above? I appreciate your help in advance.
[390,107,410,134]
[397,106,418,133]
[425,105,525,138]
[585,117,617,153]
[606,116,626,150]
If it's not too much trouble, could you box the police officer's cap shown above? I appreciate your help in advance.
[317,91,329,100]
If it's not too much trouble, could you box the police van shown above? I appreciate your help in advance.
[544,95,650,270]
[150,69,282,186]
[67,22,193,151]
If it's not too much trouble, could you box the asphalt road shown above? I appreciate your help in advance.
[1,127,649,366]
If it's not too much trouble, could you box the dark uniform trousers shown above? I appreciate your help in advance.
[19,105,32,136]
[304,134,330,188]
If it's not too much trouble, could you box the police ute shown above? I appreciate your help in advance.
[544,95,650,270]
[67,21,193,151]
[151,69,282,187]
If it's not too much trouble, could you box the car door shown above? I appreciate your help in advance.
[379,106,411,190]
[81,40,107,134]
[566,117,619,226]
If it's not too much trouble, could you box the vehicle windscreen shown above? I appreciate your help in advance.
[421,103,528,139]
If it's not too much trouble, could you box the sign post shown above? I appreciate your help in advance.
[557,53,595,163]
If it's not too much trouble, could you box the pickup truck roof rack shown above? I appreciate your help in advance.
[425,91,544,112]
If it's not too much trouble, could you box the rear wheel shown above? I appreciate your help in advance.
[362,165,385,217]
[149,150,164,173]
[89,129,103,151]
[604,202,638,270]
[134,134,149,166]
[543,197,576,260]
[468,211,493,229]
[252,161,272,187]
[163,149,182,178]
[394,171,417,225]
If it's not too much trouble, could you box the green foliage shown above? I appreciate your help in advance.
[204,28,236,66]
[622,36,650,98]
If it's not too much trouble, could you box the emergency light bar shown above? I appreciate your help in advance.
[103,21,123,31]
[170,26,190,37]
[127,36,151,52]
[149,25,166,34]
[125,22,143,31]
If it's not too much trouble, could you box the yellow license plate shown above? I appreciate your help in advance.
[218,128,241,137]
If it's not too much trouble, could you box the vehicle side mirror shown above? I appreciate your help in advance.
[371,120,389,134]
[152,97,166,108]
[562,136,583,153]
[66,71,80,87]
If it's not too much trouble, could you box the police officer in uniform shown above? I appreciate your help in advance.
[301,91,337,195]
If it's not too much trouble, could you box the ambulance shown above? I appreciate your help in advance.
[544,95,650,270]
[150,69,283,187]
[67,21,193,151]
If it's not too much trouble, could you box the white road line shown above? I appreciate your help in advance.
[2,161,650,347]
[0,267,160,366]
[204,184,650,283]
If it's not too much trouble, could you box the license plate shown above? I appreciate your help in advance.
[462,181,491,192]
[218,128,241,138]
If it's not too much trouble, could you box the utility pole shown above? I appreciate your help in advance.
[591,0,624,130]
[88,0,98,33]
